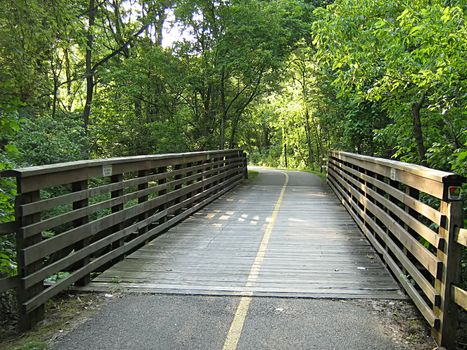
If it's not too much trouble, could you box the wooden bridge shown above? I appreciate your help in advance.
[0,150,466,348]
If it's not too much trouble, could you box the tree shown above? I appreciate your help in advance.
[312,0,467,166]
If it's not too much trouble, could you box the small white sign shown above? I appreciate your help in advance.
[102,164,113,177]
[390,168,396,181]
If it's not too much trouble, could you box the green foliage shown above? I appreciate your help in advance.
[247,170,259,181]
[12,341,47,350]
[45,272,71,284]
[0,251,16,277]
[12,114,87,166]
[0,0,465,298]
[310,0,466,171]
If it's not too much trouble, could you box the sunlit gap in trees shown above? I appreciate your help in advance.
[162,9,198,48]
[122,1,196,48]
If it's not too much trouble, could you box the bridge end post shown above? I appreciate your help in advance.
[242,151,248,179]
[15,181,45,331]
[433,180,464,349]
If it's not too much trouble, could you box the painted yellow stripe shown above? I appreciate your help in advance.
[222,172,289,350]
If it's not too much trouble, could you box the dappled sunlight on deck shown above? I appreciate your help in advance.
[85,168,403,300]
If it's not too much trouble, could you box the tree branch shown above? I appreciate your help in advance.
[91,21,152,72]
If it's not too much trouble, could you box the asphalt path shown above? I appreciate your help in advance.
[52,294,411,350]
[52,168,416,350]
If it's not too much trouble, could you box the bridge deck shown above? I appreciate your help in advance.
[84,168,403,299]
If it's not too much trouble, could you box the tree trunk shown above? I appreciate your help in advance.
[64,48,73,111]
[304,108,314,166]
[82,0,95,134]
[219,69,226,149]
[310,115,321,168]
[52,79,58,118]
[411,94,426,165]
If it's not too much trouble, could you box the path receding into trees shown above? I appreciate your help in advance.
[83,167,401,298]
[50,168,419,350]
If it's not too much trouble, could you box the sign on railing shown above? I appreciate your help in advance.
[327,151,465,349]
[0,150,247,330]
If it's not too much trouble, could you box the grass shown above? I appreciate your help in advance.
[247,170,259,181]
[10,341,47,350]
[298,168,327,179]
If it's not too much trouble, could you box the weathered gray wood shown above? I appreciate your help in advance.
[451,285,467,310]
[330,151,463,199]
[15,190,45,330]
[22,173,243,289]
[433,199,464,348]
[21,161,243,238]
[22,167,242,265]
[328,175,439,305]
[72,180,90,286]
[2,150,242,178]
[22,208,166,289]
[329,159,442,226]
[330,162,441,248]
[86,170,402,300]
[23,174,243,312]
[328,178,438,327]
[5,150,242,193]
[0,276,19,293]
[329,167,440,276]
[0,222,17,236]
[19,160,229,216]
[328,150,466,348]
[456,228,467,247]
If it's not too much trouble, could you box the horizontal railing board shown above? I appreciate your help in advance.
[10,151,242,193]
[451,285,467,310]
[0,222,17,236]
[22,174,243,313]
[330,152,462,200]
[22,172,243,289]
[328,174,439,304]
[329,159,442,226]
[20,160,242,238]
[22,166,242,266]
[2,150,242,178]
[328,177,439,327]
[331,151,463,185]
[0,276,19,293]
[456,228,467,247]
[20,158,232,216]
[329,160,441,248]
[328,150,467,347]
[328,167,441,277]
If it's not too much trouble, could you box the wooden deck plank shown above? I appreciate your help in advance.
[84,168,404,299]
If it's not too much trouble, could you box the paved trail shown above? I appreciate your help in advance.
[53,168,430,350]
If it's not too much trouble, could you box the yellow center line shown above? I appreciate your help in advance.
[222,172,289,350]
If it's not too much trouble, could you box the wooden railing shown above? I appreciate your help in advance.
[327,151,465,349]
[0,150,247,330]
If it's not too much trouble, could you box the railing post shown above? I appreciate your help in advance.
[110,173,124,263]
[137,170,150,236]
[15,182,44,330]
[184,162,194,209]
[196,160,204,196]
[203,155,213,192]
[173,163,184,216]
[72,179,90,286]
[157,166,168,223]
[433,183,464,348]
[242,152,248,179]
